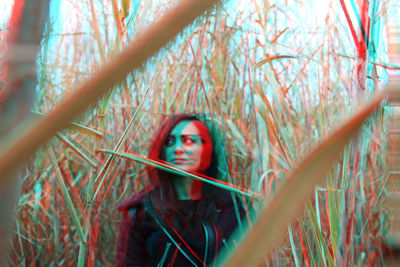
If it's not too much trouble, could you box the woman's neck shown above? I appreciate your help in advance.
[172,176,203,200]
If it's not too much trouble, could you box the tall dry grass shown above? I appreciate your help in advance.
[3,0,394,266]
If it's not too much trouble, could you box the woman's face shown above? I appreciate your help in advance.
[163,120,213,173]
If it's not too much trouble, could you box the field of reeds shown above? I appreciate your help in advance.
[1,0,398,266]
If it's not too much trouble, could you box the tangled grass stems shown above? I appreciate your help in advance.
[5,0,394,265]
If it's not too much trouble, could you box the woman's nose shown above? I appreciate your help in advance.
[174,145,185,155]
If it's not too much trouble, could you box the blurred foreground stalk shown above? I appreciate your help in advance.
[221,88,388,266]
[0,0,220,265]
[0,0,220,180]
[0,0,50,265]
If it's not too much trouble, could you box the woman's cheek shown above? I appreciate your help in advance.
[199,144,213,171]
[163,149,171,162]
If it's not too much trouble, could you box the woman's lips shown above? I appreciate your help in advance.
[173,158,190,164]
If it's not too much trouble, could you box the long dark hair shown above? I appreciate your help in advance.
[146,113,230,229]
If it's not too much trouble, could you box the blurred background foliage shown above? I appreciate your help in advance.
[1,0,395,265]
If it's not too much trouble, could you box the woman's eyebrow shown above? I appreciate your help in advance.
[168,134,203,137]
[181,134,205,138]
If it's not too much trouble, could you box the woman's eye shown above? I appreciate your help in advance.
[186,136,204,145]
[194,137,205,144]
[165,137,175,146]
[182,137,194,145]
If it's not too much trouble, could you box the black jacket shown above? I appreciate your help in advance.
[116,189,245,267]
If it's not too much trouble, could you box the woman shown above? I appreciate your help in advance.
[116,113,246,266]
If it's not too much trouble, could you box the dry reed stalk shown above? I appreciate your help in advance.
[0,1,50,265]
[222,88,389,266]
[3,1,221,265]
[7,0,392,265]
[0,0,221,183]
[99,149,262,200]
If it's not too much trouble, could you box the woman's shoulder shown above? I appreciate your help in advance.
[117,187,154,212]
[216,189,244,206]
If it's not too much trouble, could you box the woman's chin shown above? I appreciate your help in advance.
[176,165,201,173]
[179,167,196,172]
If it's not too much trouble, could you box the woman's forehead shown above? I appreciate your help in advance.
[170,120,210,136]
